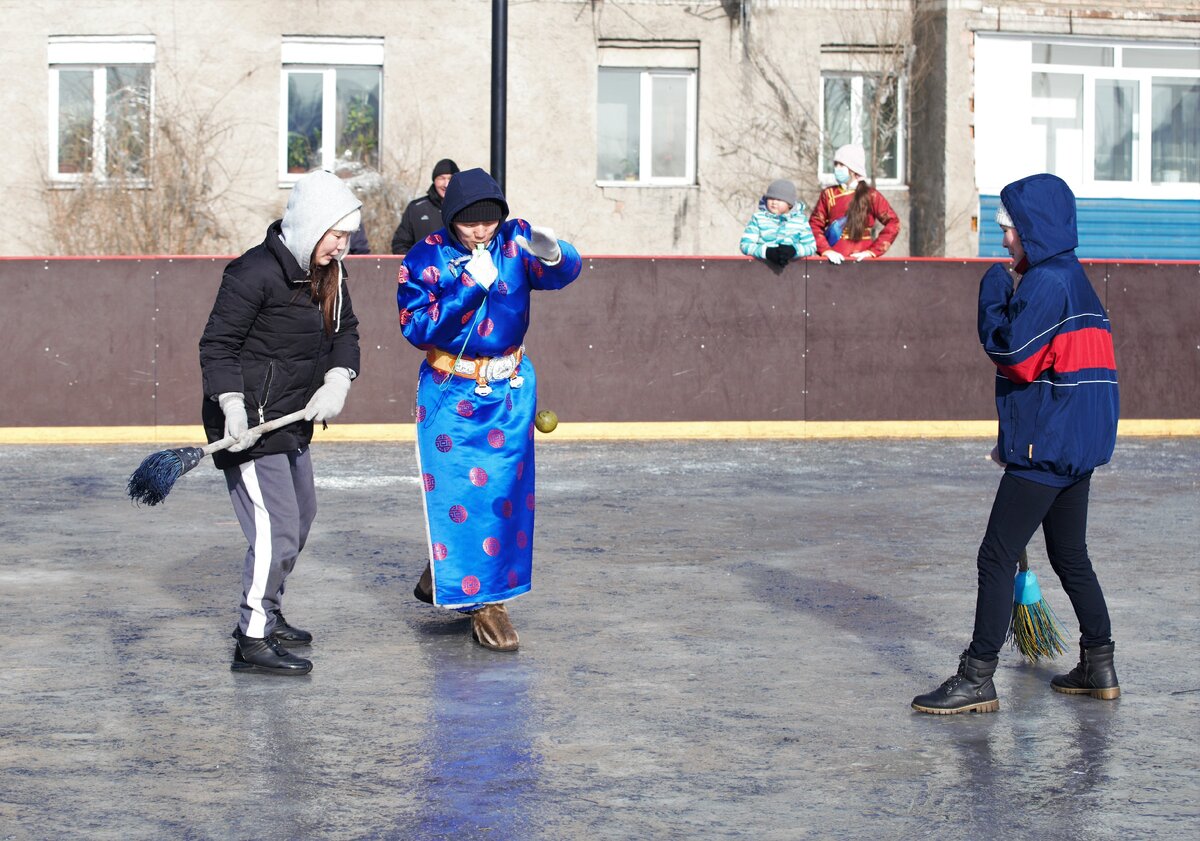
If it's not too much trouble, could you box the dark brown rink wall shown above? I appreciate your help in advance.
[1,256,1195,428]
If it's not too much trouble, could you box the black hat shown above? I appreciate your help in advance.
[432,158,459,179]
[453,199,505,224]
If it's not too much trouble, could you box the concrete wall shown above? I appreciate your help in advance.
[2,1,1195,260]
[2,255,1195,428]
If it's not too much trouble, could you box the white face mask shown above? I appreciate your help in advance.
[833,165,850,185]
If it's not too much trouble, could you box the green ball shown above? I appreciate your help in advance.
[535,410,559,433]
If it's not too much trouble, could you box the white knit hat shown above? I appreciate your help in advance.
[332,208,361,233]
[995,202,1014,229]
[833,143,868,178]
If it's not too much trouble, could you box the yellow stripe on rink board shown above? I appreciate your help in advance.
[1,418,1198,444]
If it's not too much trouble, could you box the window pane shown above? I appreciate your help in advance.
[1031,72,1084,180]
[1094,79,1137,181]
[650,74,687,179]
[287,72,323,173]
[1151,77,1199,183]
[597,69,639,181]
[863,76,899,180]
[336,67,380,168]
[823,76,851,171]
[106,65,151,178]
[58,69,93,174]
[1123,48,1200,71]
[1032,43,1113,67]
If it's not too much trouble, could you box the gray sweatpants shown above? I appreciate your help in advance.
[224,448,317,638]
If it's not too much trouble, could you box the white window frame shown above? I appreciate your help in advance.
[818,71,907,187]
[46,35,155,183]
[596,66,698,187]
[975,34,1200,200]
[279,36,384,185]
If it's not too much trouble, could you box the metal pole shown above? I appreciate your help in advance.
[490,0,508,191]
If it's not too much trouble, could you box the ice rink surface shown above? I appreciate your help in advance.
[1,436,1197,839]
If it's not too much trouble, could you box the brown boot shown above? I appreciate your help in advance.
[470,603,519,652]
[413,563,433,604]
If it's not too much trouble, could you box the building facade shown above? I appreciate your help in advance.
[2,0,1196,258]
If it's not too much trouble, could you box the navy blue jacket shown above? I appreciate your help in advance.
[978,174,1119,487]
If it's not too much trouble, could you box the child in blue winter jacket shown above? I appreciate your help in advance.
[912,173,1121,715]
[739,179,817,268]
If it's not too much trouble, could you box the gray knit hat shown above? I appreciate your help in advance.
[764,179,797,207]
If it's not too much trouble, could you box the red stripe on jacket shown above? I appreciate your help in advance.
[997,326,1116,383]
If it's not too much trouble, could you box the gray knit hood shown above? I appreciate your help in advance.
[280,170,362,273]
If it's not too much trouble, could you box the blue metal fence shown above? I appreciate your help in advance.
[979,195,1200,260]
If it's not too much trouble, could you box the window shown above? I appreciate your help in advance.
[47,36,154,181]
[1029,39,1199,187]
[820,72,904,183]
[280,37,383,181]
[596,41,697,186]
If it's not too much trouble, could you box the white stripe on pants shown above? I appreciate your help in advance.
[225,449,317,638]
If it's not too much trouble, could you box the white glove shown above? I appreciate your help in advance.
[304,367,353,422]
[514,225,562,265]
[218,392,260,453]
[464,247,498,290]
[824,250,844,265]
[851,251,873,262]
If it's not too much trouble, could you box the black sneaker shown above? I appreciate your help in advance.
[270,610,313,646]
[232,629,312,675]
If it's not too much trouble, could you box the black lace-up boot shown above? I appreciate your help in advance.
[1051,643,1120,700]
[232,630,312,675]
[269,610,313,646]
[912,651,1000,715]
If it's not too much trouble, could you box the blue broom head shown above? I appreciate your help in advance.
[1008,571,1070,661]
[127,446,205,506]
[1013,569,1044,605]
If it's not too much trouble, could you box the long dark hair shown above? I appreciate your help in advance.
[845,181,874,242]
[308,252,340,334]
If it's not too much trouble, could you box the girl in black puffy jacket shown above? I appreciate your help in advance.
[199,170,362,676]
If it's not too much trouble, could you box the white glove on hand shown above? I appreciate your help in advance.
[514,226,562,265]
[851,251,873,262]
[824,250,845,265]
[464,248,498,290]
[218,392,260,453]
[304,367,353,422]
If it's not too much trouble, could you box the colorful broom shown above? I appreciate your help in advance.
[1007,548,1069,662]
[126,409,308,506]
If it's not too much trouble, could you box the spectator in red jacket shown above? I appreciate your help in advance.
[809,143,901,264]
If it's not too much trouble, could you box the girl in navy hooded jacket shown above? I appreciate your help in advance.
[913,174,1121,715]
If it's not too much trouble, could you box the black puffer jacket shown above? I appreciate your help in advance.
[199,220,360,469]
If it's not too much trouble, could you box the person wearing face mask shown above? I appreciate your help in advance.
[397,167,582,652]
[911,174,1120,715]
[739,178,817,269]
[809,143,901,264]
[199,169,363,675]
[391,158,460,254]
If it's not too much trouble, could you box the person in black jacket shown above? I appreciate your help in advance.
[199,169,362,675]
[390,158,458,254]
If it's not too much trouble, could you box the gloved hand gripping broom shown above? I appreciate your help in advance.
[126,409,308,506]
[1007,548,1069,662]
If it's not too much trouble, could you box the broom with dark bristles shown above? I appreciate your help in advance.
[127,409,308,506]
[1007,548,1070,662]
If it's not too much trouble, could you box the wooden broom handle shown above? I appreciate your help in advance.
[200,409,310,456]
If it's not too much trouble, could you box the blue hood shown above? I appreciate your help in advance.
[440,168,510,237]
[999,173,1079,267]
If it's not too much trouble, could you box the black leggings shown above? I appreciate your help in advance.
[968,472,1113,661]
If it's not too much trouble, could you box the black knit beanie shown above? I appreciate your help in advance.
[454,199,505,223]
[432,158,459,179]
